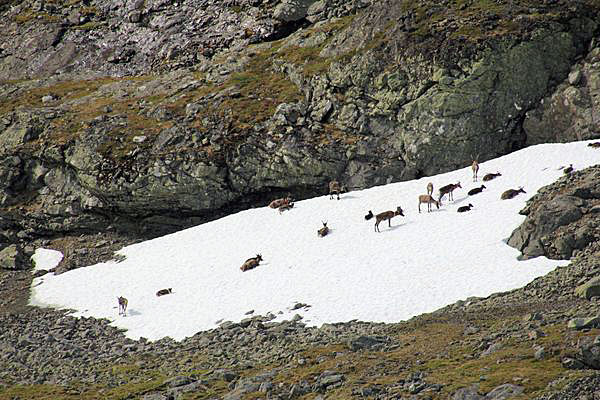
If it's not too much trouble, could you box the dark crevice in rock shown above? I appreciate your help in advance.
[264,18,311,42]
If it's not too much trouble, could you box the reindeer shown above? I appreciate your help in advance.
[501,187,526,200]
[279,202,294,214]
[375,206,404,232]
[241,254,263,272]
[269,195,292,209]
[482,172,502,181]
[457,203,474,213]
[364,210,374,220]
[117,296,128,316]
[563,164,574,174]
[427,182,433,196]
[471,159,479,182]
[468,185,486,196]
[438,182,461,205]
[156,288,173,297]
[588,142,600,148]
[418,194,439,213]
[329,180,346,200]
[317,221,329,237]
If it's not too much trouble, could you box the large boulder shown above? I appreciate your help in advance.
[575,276,600,300]
[508,166,600,259]
[0,244,26,270]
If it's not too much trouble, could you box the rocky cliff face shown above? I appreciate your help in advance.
[1,0,599,264]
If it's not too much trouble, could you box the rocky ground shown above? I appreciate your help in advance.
[1,166,600,399]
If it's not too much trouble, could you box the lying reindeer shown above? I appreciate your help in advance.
[482,172,502,181]
[117,296,128,316]
[269,195,292,209]
[317,221,329,237]
[468,185,486,196]
[501,187,526,200]
[329,180,346,200]
[375,206,404,232]
[418,194,439,213]
[364,210,374,221]
[156,288,173,297]
[588,142,600,148]
[241,254,263,272]
[438,182,461,205]
[457,203,474,213]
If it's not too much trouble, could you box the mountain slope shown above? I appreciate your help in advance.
[29,140,600,341]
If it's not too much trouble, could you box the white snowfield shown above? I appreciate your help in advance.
[30,141,600,341]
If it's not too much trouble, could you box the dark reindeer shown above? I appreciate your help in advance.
[241,254,263,272]
[501,187,526,200]
[375,207,404,232]
[317,221,329,237]
[364,210,374,221]
[468,185,486,196]
[117,296,128,316]
[482,172,502,181]
[457,203,474,213]
[588,142,600,148]
[418,194,439,213]
[156,288,173,297]
[438,182,461,205]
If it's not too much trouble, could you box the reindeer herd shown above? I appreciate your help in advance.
[115,157,546,316]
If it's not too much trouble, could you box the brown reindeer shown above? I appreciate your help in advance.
[269,195,292,209]
[471,160,479,182]
[438,182,461,205]
[156,288,173,297]
[375,206,405,232]
[241,254,263,272]
[117,296,128,316]
[418,194,439,213]
[279,202,294,214]
[501,187,526,200]
[329,181,346,200]
[588,142,600,148]
[482,172,502,181]
[427,182,433,196]
[317,221,329,237]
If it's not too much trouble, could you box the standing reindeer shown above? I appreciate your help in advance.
[317,221,329,237]
[501,187,526,200]
[329,181,346,200]
[117,296,128,316]
[241,254,263,272]
[375,206,404,232]
[418,194,439,213]
[438,182,461,205]
[471,160,479,182]
[427,182,434,196]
